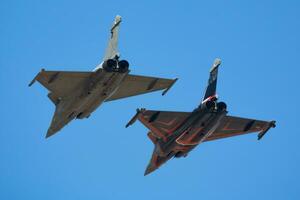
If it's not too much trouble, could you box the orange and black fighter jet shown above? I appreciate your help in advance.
[126,58,276,175]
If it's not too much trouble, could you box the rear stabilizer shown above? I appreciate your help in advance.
[202,58,221,103]
[103,15,122,61]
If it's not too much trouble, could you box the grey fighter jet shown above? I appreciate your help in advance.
[127,58,276,175]
[29,15,177,138]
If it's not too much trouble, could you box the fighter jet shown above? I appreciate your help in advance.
[29,15,177,138]
[126,58,276,175]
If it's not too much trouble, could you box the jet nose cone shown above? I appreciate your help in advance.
[144,165,157,176]
[46,128,58,139]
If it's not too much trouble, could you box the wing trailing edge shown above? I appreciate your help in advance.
[105,75,177,102]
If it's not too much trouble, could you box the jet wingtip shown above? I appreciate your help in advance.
[28,79,36,87]
[125,108,142,128]
[270,120,276,128]
[257,120,276,140]
[162,78,178,96]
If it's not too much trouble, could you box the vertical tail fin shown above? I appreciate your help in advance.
[103,15,122,60]
[202,58,221,103]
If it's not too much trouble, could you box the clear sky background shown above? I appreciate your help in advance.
[1,0,299,199]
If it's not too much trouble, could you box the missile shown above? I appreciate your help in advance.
[162,78,178,96]
[125,108,144,128]
[258,120,276,140]
[28,69,45,87]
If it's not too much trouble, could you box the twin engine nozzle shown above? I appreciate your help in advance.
[102,59,129,73]
[202,100,227,112]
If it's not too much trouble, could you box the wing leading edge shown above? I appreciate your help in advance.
[126,109,191,141]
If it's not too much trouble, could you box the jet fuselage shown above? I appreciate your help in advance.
[156,104,227,159]
[48,69,129,135]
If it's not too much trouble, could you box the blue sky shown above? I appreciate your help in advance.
[1,0,299,199]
